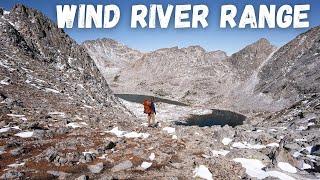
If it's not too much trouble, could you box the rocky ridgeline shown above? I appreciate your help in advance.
[83,41,233,105]
[83,37,280,111]
[83,26,320,114]
[255,26,320,103]
[83,38,143,83]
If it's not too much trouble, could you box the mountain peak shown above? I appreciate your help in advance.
[226,38,277,80]
[256,38,270,44]
[252,38,273,49]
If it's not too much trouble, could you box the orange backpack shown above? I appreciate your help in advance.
[143,99,152,114]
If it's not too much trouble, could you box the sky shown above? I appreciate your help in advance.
[1,0,319,55]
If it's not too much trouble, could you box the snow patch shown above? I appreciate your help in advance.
[6,114,25,118]
[266,143,279,147]
[193,165,213,180]
[304,146,313,153]
[7,162,25,168]
[124,131,150,139]
[107,127,150,139]
[108,127,126,137]
[211,149,230,157]
[4,11,10,15]
[0,77,10,85]
[14,131,34,138]
[0,127,10,133]
[0,126,21,133]
[269,128,277,132]
[149,153,155,161]
[234,158,266,179]
[45,88,60,93]
[232,142,266,149]
[7,114,27,121]
[162,127,175,134]
[77,84,84,89]
[48,112,65,117]
[222,138,233,145]
[66,122,87,128]
[307,122,315,126]
[234,158,296,180]
[11,126,21,130]
[0,61,15,71]
[296,125,307,131]
[277,162,297,173]
[293,152,302,158]
[97,154,107,159]
[83,105,93,109]
[302,163,312,170]
[141,162,152,169]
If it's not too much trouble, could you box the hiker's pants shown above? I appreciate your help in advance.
[148,113,156,124]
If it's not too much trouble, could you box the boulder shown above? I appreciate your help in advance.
[47,171,71,179]
[45,148,58,162]
[75,175,89,180]
[0,170,24,179]
[10,147,25,156]
[88,162,104,174]
[111,160,133,172]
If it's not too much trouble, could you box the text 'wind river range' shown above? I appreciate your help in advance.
[56,4,311,29]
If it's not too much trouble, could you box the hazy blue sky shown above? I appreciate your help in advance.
[1,0,319,55]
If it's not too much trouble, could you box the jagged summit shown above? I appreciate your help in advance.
[255,37,271,45]
[226,38,277,80]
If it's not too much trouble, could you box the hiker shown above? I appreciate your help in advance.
[143,97,156,127]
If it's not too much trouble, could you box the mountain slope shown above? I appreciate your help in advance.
[255,27,320,103]
[3,4,119,105]
[83,38,143,81]
[116,46,232,104]
[0,4,139,178]
[83,40,233,104]
[83,38,278,110]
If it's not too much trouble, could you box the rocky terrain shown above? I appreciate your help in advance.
[83,36,280,112]
[0,3,319,180]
